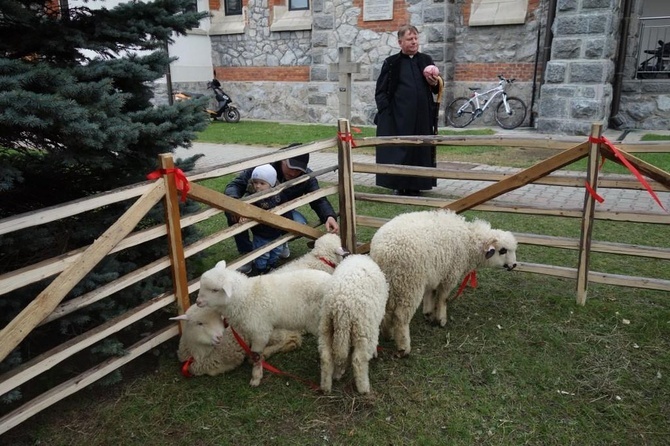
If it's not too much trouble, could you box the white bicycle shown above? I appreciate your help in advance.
[446,75,527,129]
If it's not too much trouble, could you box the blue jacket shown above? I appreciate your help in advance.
[224,160,337,225]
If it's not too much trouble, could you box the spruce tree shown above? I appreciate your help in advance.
[0,0,210,402]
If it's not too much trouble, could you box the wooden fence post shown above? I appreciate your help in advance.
[575,123,602,305]
[158,154,190,320]
[337,119,357,254]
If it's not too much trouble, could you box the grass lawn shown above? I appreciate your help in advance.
[3,124,669,445]
[196,121,670,171]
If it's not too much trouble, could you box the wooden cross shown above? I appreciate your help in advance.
[330,47,361,121]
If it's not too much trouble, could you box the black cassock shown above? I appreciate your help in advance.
[374,52,437,191]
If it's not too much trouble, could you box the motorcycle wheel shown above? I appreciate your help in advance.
[224,107,241,123]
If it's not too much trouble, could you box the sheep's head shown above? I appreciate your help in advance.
[195,260,235,308]
[482,230,518,271]
[313,233,350,264]
[170,305,225,346]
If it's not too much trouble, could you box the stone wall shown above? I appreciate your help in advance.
[197,0,668,133]
[535,0,617,135]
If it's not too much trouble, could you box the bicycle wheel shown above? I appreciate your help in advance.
[446,97,475,128]
[495,97,527,129]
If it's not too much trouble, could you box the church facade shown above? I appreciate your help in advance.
[167,0,669,135]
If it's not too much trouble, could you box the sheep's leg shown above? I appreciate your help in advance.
[422,288,436,321]
[250,352,264,387]
[435,281,457,327]
[249,335,270,387]
[263,330,302,359]
[380,312,393,340]
[351,339,372,394]
[392,305,413,356]
[319,324,334,393]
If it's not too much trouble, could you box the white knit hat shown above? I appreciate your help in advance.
[251,164,277,187]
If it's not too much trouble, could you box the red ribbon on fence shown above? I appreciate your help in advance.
[584,180,605,203]
[589,136,666,211]
[337,127,361,147]
[223,319,320,391]
[146,168,190,202]
[454,270,477,299]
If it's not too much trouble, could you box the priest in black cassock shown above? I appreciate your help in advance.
[374,25,439,196]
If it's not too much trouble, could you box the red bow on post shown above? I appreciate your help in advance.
[337,127,361,147]
[588,136,666,212]
[146,168,190,203]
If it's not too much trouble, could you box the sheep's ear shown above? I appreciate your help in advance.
[169,314,189,321]
[335,247,350,257]
[484,245,496,259]
[215,260,227,270]
[222,281,234,299]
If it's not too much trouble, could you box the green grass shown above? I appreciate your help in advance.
[641,134,670,141]
[196,121,670,172]
[4,123,669,446]
[196,120,495,147]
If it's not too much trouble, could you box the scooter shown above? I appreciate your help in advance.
[206,79,241,123]
[173,79,241,123]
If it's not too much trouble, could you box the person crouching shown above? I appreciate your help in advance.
[237,164,283,274]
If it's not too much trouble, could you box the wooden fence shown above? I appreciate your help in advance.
[0,121,668,435]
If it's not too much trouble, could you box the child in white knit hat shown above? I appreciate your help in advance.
[238,164,282,274]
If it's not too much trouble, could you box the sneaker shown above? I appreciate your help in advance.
[236,263,252,274]
[279,243,290,259]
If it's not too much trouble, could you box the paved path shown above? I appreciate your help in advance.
[174,129,669,215]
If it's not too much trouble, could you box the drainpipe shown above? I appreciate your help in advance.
[540,0,557,85]
[609,0,634,129]
[530,22,542,127]
[531,0,557,127]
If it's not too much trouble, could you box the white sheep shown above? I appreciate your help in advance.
[195,260,331,386]
[276,233,349,273]
[170,305,303,377]
[369,209,518,356]
[318,254,388,394]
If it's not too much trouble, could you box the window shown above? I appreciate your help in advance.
[289,0,309,11]
[225,0,243,16]
[271,0,312,32]
[209,0,246,35]
[469,0,528,27]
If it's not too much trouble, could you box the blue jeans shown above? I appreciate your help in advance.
[251,234,282,271]
[228,210,307,255]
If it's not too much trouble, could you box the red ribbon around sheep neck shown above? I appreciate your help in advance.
[318,256,336,268]
[587,136,666,212]
[146,167,190,203]
[454,271,477,299]
[223,319,320,391]
[181,356,195,378]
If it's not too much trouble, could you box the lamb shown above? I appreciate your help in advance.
[276,233,349,273]
[195,260,331,386]
[170,304,303,377]
[318,254,388,394]
[369,209,517,356]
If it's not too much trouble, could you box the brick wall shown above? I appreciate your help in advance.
[454,63,536,82]
[214,66,310,81]
[351,0,409,33]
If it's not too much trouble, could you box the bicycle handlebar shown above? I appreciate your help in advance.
[497,74,517,83]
